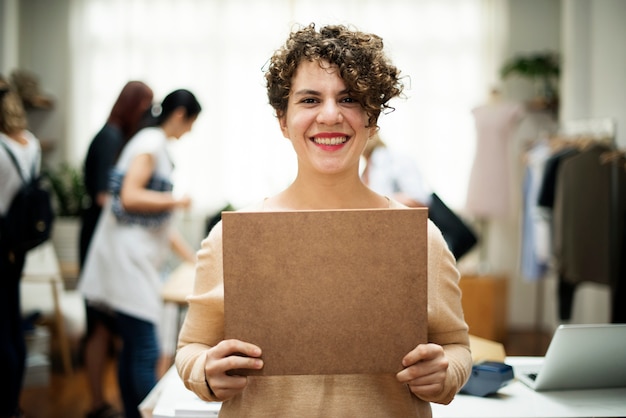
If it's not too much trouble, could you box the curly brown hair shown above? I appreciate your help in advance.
[0,77,28,134]
[265,23,404,128]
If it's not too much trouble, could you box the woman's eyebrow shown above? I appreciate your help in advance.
[293,89,320,97]
[293,88,350,97]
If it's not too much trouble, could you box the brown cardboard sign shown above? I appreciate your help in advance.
[222,208,428,376]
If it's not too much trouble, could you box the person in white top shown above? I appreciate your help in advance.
[362,133,432,207]
[0,77,43,418]
[79,89,201,418]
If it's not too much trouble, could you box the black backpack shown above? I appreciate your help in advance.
[0,141,54,253]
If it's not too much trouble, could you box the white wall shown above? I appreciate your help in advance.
[0,0,19,73]
[562,0,626,148]
[17,0,70,167]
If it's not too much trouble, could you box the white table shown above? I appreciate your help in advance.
[140,366,221,418]
[140,357,626,418]
[432,357,626,417]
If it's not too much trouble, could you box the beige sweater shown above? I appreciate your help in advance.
[176,201,471,417]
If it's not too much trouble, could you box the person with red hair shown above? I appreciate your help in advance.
[80,81,153,418]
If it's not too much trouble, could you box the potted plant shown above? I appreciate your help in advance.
[44,163,87,217]
[500,51,560,115]
[43,163,87,279]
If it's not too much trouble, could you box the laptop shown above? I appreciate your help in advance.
[516,323,626,391]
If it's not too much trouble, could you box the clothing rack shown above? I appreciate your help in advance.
[537,117,620,331]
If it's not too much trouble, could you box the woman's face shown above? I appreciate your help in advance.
[279,60,376,177]
[171,111,197,139]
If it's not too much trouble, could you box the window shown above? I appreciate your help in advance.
[69,0,504,212]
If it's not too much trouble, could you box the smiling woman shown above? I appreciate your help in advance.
[69,0,500,213]
[174,22,473,417]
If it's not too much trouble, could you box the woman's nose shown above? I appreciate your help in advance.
[317,100,343,125]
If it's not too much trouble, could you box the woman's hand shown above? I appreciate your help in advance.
[204,339,264,401]
[176,194,192,210]
[396,343,449,399]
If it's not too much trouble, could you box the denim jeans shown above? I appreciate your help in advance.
[115,310,159,418]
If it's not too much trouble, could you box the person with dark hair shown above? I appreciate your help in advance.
[175,24,471,417]
[80,80,153,418]
[81,81,154,266]
[79,89,201,418]
[0,76,43,418]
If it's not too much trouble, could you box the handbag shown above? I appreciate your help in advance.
[108,168,173,228]
[428,193,478,260]
[0,141,54,252]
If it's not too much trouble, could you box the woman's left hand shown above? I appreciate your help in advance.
[396,343,449,398]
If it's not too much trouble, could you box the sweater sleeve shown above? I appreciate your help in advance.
[175,222,225,402]
[421,220,472,404]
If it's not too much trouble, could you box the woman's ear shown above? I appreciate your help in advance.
[278,113,289,139]
[368,125,379,139]
[173,107,187,121]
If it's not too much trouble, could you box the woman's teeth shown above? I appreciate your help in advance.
[313,136,348,145]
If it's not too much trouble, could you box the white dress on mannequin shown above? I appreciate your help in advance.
[465,98,525,218]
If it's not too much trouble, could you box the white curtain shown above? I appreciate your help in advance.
[68,0,506,215]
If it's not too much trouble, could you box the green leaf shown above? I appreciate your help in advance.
[42,163,87,217]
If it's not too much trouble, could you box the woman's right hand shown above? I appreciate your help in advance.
[176,194,192,209]
[204,339,263,401]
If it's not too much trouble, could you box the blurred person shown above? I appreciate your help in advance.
[80,80,153,418]
[362,133,432,208]
[79,89,201,418]
[362,133,477,260]
[0,77,43,418]
[175,24,471,417]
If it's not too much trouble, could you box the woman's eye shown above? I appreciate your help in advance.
[341,97,357,104]
[301,98,317,104]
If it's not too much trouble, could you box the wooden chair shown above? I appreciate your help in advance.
[21,242,75,375]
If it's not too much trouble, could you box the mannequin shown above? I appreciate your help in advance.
[466,88,524,217]
[465,88,525,271]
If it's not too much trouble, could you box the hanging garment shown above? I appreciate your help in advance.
[613,224,626,323]
[465,101,525,218]
[520,141,552,281]
[537,147,579,209]
[553,144,621,287]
